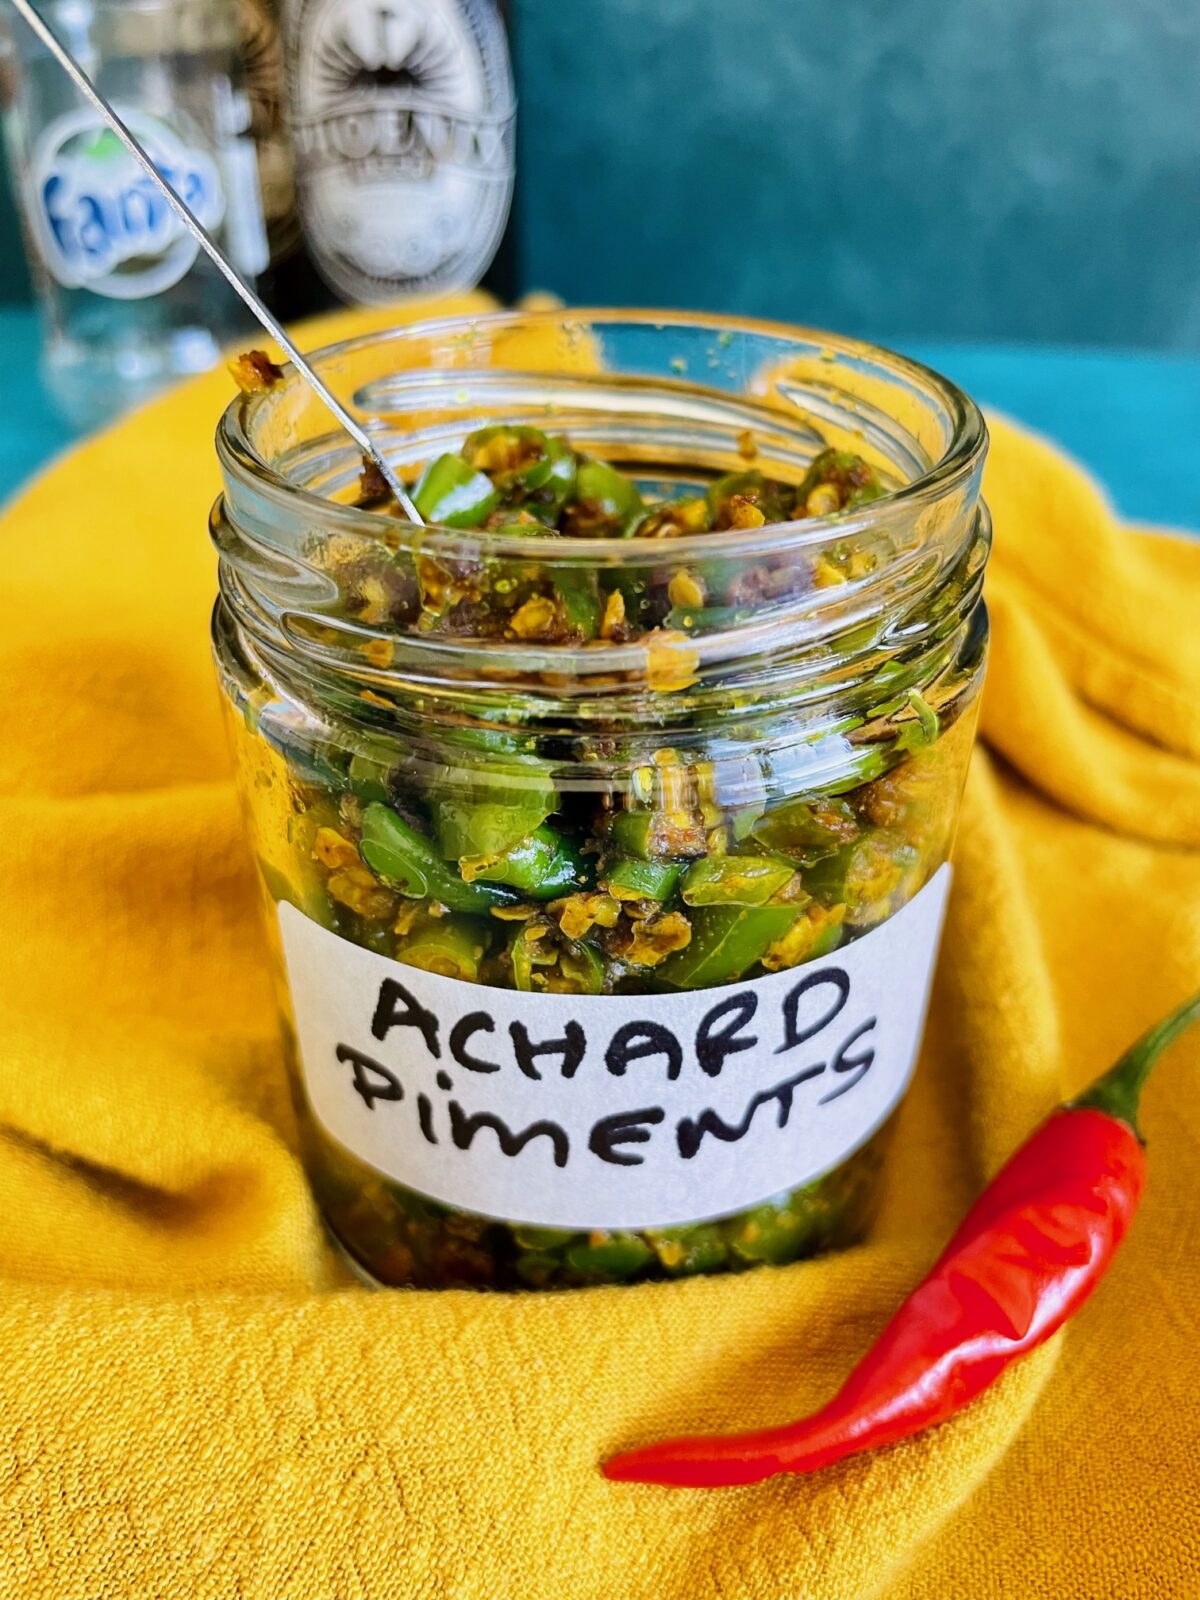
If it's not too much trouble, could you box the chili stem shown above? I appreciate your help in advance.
[1071,988,1200,1137]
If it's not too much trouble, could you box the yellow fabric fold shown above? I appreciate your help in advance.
[1,305,1197,1599]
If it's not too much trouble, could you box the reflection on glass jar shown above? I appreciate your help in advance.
[211,310,990,1290]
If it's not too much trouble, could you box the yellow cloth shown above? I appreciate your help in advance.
[1,302,1198,1600]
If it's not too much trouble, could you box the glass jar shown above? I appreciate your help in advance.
[211,310,990,1291]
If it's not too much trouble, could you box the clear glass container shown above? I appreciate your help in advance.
[211,310,990,1290]
[0,0,267,427]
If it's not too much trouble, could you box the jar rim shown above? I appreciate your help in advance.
[215,307,987,568]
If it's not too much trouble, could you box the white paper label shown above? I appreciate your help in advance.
[278,865,951,1231]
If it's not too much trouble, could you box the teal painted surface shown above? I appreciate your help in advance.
[2,0,1199,345]
[510,0,1200,350]
[2,306,1197,527]
[0,306,66,497]
[905,342,1200,530]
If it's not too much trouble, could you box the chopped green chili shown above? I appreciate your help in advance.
[680,855,797,906]
[659,904,803,989]
[412,453,500,527]
[359,803,516,913]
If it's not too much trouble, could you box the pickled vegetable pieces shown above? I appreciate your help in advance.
[335,425,886,645]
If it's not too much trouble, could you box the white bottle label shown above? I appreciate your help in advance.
[27,107,226,299]
[285,0,515,302]
[278,865,951,1231]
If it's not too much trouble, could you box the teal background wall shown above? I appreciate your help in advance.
[509,0,1200,349]
[3,0,1199,347]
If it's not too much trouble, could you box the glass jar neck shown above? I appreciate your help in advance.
[212,310,988,749]
[214,501,989,729]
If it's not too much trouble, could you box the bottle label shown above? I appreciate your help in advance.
[277,865,951,1231]
[286,0,515,302]
[27,106,226,300]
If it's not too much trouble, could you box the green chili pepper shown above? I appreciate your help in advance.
[606,568,658,629]
[434,798,548,862]
[760,903,846,971]
[609,810,657,860]
[469,825,587,900]
[413,453,500,527]
[649,1225,729,1277]
[508,927,539,991]
[512,1224,575,1252]
[512,1225,575,1285]
[551,566,603,638]
[802,830,919,921]
[693,557,732,601]
[706,469,762,511]
[858,660,925,725]
[727,1199,816,1265]
[707,469,792,524]
[665,603,753,633]
[680,855,796,906]
[795,448,884,511]
[571,458,644,532]
[437,723,537,758]
[430,755,558,860]
[435,729,544,771]
[659,903,801,989]
[629,496,712,540]
[894,688,941,754]
[566,1234,654,1280]
[750,796,860,858]
[462,425,547,487]
[610,804,706,862]
[538,436,579,511]
[347,749,392,804]
[516,1252,567,1288]
[508,926,604,994]
[820,747,892,794]
[802,910,846,960]
[397,917,488,983]
[359,803,516,913]
[602,856,683,901]
[557,939,606,994]
[462,426,577,510]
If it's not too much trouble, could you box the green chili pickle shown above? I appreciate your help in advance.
[211,312,990,1291]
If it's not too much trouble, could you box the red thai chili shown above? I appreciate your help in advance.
[603,989,1200,1489]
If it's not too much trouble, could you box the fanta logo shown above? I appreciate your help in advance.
[29,108,225,300]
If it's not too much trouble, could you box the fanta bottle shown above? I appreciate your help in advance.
[1,0,268,427]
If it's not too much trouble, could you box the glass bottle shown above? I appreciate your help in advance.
[282,0,515,304]
[232,0,334,320]
[0,0,269,427]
